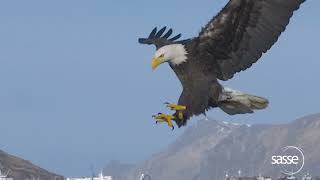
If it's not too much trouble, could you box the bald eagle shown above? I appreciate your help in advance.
[139,0,305,129]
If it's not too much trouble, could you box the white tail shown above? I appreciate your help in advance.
[218,87,269,115]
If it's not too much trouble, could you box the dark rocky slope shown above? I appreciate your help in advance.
[0,150,64,180]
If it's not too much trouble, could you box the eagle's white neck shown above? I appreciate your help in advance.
[168,44,188,65]
[155,44,188,66]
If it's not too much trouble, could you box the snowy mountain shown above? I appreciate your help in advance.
[121,114,320,180]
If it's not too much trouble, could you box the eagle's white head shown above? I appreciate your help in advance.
[151,44,188,70]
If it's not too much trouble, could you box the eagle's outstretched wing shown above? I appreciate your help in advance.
[192,0,305,80]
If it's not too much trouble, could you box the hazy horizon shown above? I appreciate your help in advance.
[0,0,319,177]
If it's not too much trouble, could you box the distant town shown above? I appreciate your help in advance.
[2,168,320,180]
[66,171,112,180]
[224,174,319,180]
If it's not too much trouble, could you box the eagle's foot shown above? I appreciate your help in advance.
[164,102,186,120]
[164,102,186,111]
[152,113,176,130]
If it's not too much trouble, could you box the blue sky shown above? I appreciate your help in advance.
[0,0,319,177]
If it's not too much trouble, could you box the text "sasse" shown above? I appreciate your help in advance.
[271,156,299,165]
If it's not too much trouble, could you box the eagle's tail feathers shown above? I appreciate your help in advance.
[218,87,269,115]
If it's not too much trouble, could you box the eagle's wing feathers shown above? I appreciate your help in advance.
[192,0,305,80]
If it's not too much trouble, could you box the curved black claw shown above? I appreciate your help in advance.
[172,126,175,131]
[152,113,162,118]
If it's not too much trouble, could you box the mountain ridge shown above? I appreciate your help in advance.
[0,150,64,180]
[110,113,320,180]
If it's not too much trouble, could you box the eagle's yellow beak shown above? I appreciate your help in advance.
[151,57,164,70]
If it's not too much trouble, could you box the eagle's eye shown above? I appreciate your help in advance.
[159,54,165,58]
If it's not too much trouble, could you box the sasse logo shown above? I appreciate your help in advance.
[271,146,305,176]
[271,155,299,165]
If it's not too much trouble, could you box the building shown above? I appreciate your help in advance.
[66,171,112,180]
[302,173,312,180]
[0,169,13,180]
[139,174,151,180]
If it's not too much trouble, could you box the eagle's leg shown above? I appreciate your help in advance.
[152,113,176,130]
[164,102,186,121]
[164,102,187,111]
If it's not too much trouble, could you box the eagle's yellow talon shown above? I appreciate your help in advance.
[178,111,184,120]
[164,103,186,111]
[153,113,176,130]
